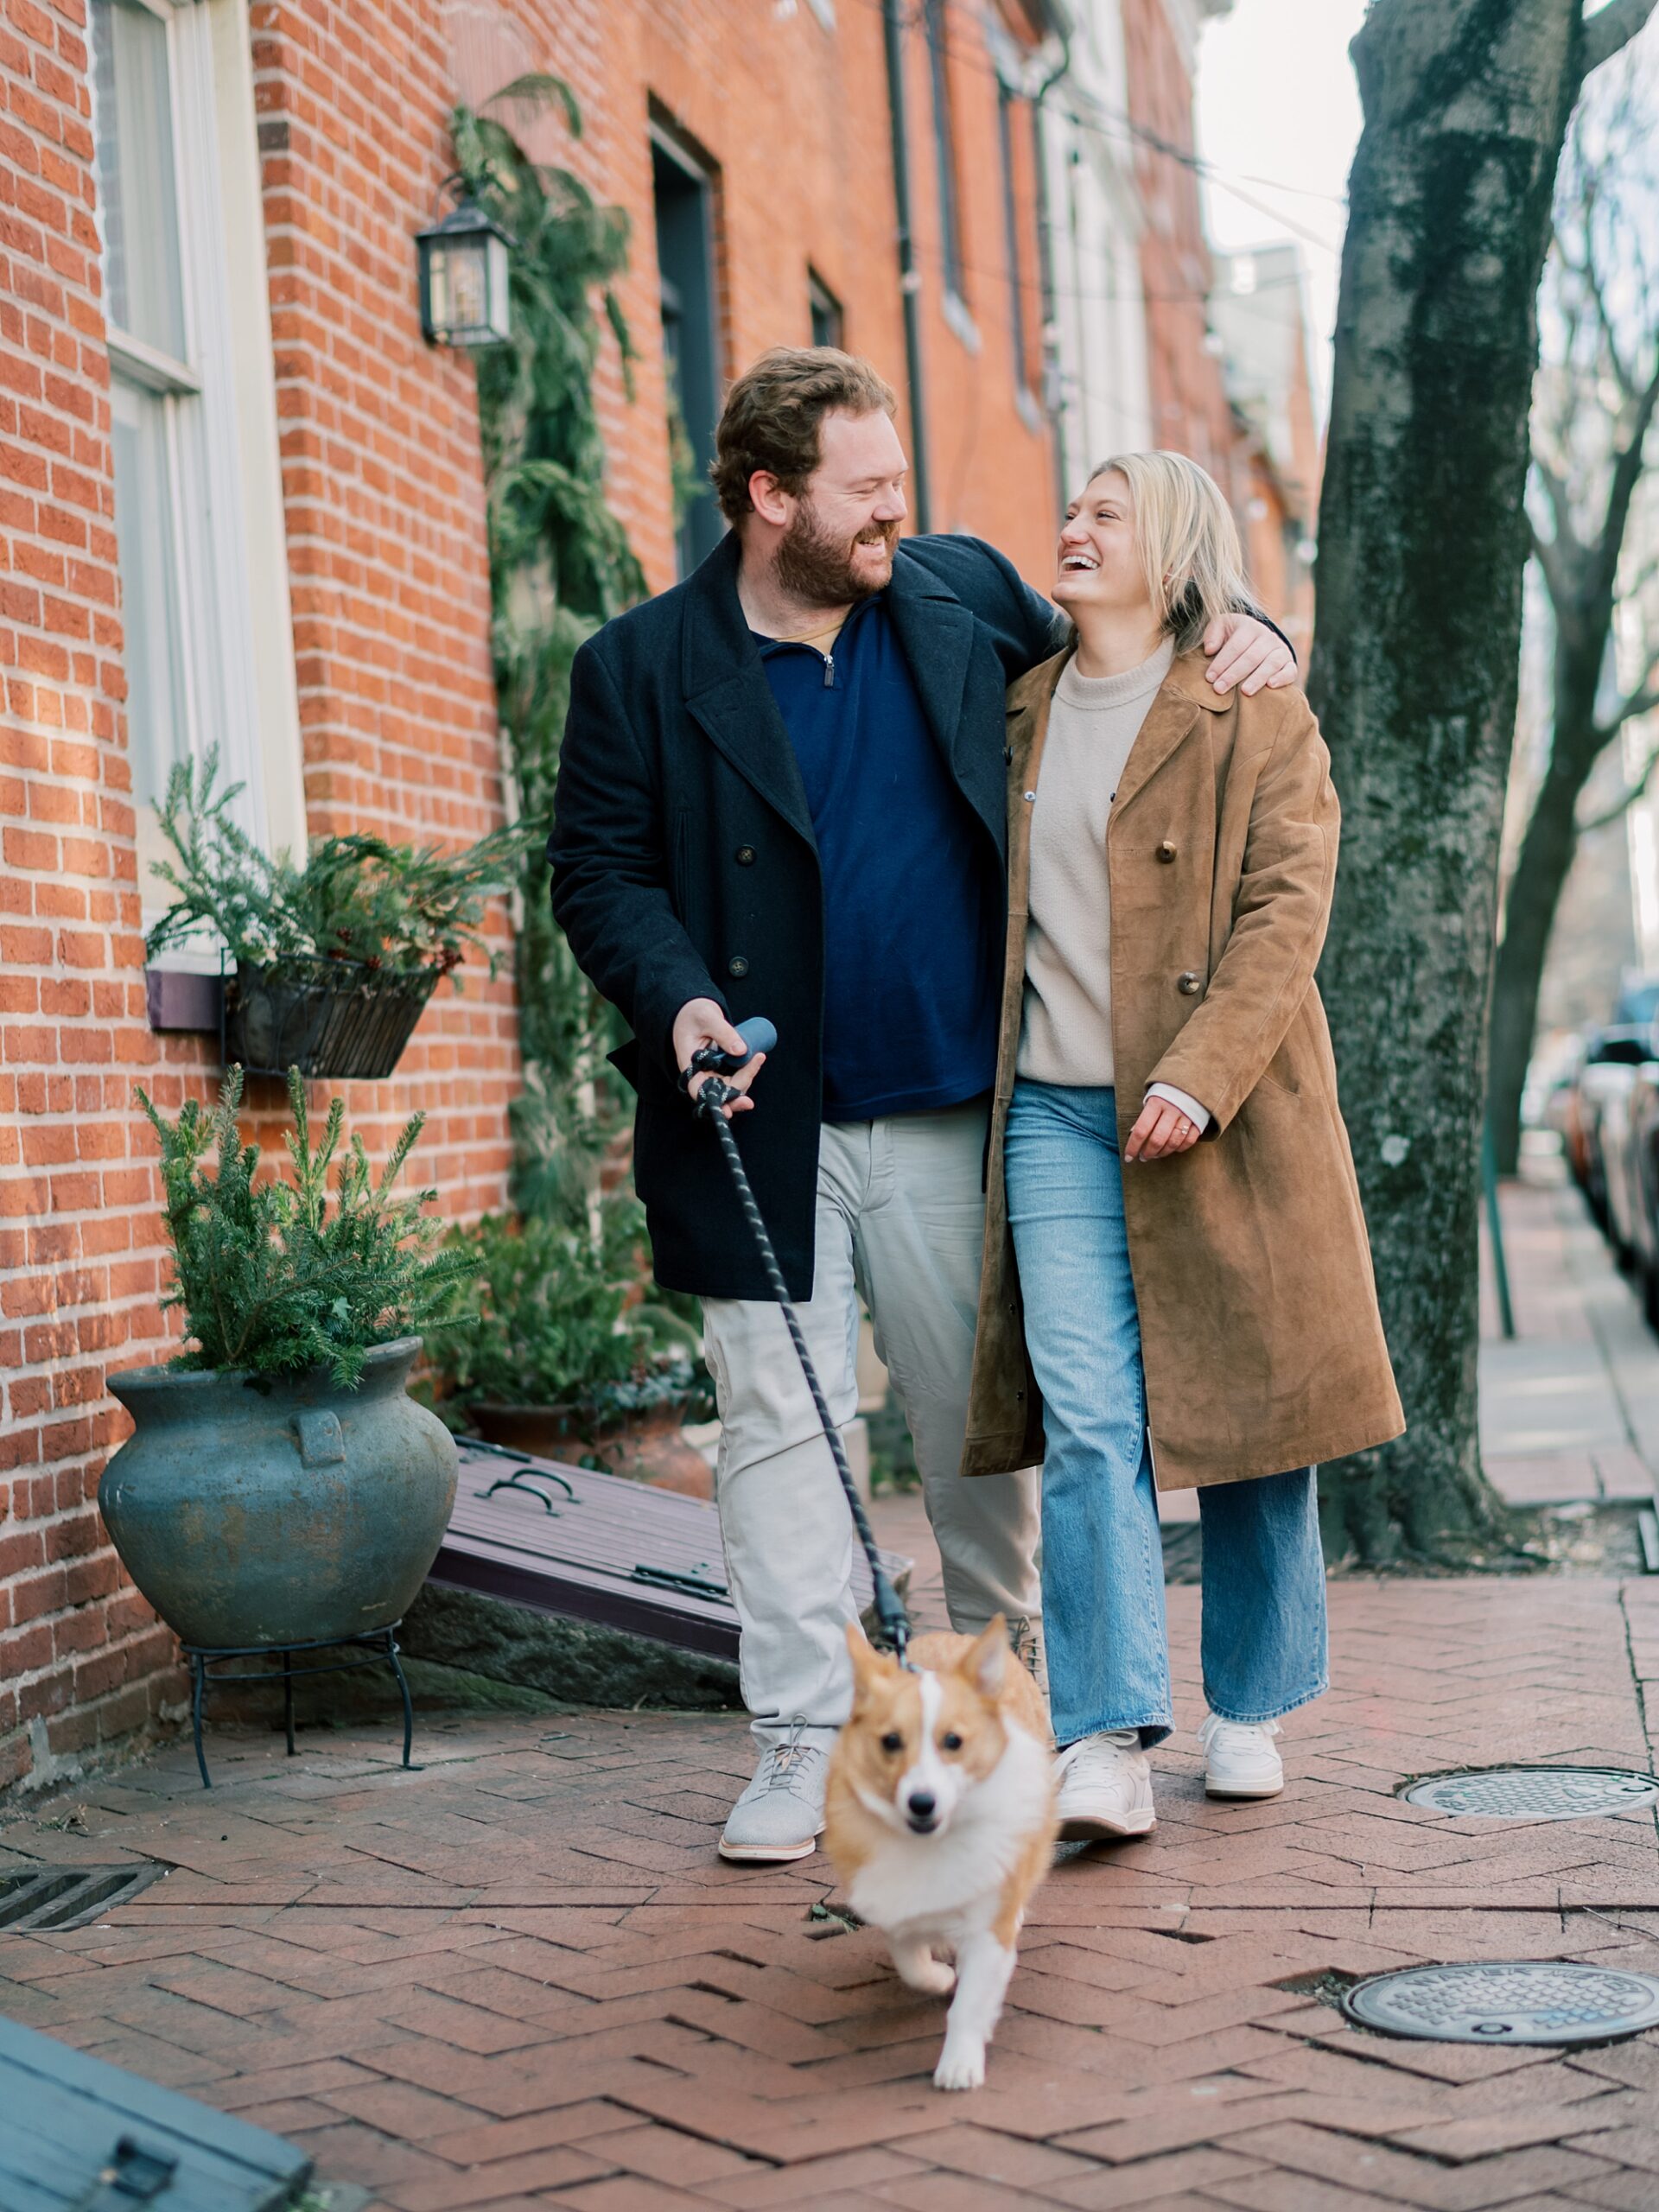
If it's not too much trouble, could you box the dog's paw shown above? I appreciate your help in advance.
[932,2040,986,2091]
[898,1955,957,1996]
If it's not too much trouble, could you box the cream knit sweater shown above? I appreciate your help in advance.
[1018,639,1207,1127]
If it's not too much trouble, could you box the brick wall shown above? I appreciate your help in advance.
[0,0,521,1797]
[531,0,1059,595]
[0,0,1062,1794]
[1122,0,1236,493]
[0,0,184,1792]
[249,0,518,1213]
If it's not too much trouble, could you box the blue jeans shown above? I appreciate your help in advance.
[1004,1080,1328,1748]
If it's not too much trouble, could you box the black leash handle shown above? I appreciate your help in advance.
[690,1022,912,1664]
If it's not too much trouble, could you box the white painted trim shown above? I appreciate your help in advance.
[166,0,266,847]
[106,327,200,395]
[97,0,305,943]
[942,288,982,356]
[207,0,306,863]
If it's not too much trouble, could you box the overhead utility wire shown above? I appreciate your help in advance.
[837,0,1346,249]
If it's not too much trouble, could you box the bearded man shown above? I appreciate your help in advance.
[550,348,1293,1863]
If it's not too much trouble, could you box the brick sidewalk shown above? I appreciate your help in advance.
[4,1573,1659,2211]
[8,1168,1659,2209]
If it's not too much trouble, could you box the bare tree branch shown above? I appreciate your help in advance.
[1623,544,1659,602]
[1533,452,1577,542]
[1590,354,1659,599]
[1577,740,1659,831]
[1564,231,1639,399]
[1593,641,1659,742]
[1529,513,1573,613]
[1582,0,1659,75]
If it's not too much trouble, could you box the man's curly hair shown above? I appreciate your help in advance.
[710,346,898,523]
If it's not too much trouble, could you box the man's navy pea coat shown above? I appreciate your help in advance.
[548,527,1062,1303]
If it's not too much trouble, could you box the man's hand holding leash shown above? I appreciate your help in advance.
[674,999,767,1117]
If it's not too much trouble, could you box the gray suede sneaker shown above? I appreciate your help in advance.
[717,1722,828,1863]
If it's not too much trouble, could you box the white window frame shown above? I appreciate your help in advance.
[95,0,305,943]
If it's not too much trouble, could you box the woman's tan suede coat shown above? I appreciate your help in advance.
[961,645,1405,1490]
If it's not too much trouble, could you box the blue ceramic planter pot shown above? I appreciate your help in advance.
[99,1338,457,1650]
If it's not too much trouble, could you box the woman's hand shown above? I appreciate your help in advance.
[1124,1096,1204,1162]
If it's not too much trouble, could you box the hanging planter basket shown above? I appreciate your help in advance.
[223,957,441,1081]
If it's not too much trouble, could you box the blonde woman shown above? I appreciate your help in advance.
[961,454,1403,1840]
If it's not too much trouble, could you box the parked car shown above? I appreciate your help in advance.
[1614,974,1659,1026]
[1522,1028,1584,1151]
[1601,1062,1649,1270]
[1624,1060,1659,1326]
[1565,1026,1656,1228]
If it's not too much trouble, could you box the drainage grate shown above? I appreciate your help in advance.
[0,1863,164,1933]
[1402,1766,1659,1820]
[1343,1961,1659,2045]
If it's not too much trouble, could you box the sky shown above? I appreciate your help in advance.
[1193,0,1370,426]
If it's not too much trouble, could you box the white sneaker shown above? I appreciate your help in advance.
[718,1723,828,1863]
[1055,1730,1156,1841]
[1198,1713,1283,1799]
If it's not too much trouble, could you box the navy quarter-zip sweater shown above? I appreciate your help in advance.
[754,592,1001,1121]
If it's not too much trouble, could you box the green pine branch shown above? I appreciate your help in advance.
[144,752,538,984]
[137,1067,476,1385]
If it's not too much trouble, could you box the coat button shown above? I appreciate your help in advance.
[734,845,755,866]
[728,957,749,979]
[1004,746,1014,765]
[1178,970,1201,995]
[1158,839,1177,863]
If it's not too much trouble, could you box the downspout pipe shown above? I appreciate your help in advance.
[1030,21,1074,526]
[882,0,931,533]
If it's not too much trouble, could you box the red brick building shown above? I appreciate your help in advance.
[1121,0,1236,487]
[520,0,1063,596]
[1211,242,1322,655]
[0,0,1061,1792]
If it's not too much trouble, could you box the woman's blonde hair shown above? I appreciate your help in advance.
[1084,451,1250,652]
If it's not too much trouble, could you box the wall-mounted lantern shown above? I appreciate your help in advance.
[416,198,512,347]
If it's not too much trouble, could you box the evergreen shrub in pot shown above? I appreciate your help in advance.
[145,756,535,1081]
[427,1206,715,1494]
[99,1070,474,1651]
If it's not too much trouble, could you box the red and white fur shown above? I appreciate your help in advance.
[823,1618,1058,2090]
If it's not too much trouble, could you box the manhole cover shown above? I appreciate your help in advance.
[1343,1962,1659,2045]
[1402,1767,1659,1820]
[0,1863,164,1932]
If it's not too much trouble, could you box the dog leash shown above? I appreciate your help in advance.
[684,1017,913,1667]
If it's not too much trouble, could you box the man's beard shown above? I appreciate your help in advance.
[774,500,899,607]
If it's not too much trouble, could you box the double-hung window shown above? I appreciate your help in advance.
[91,0,303,936]
[924,0,976,352]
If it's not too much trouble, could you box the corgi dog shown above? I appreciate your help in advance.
[823,1616,1058,2091]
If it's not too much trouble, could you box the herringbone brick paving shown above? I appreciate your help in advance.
[8,1173,1659,2209]
[3,1576,1659,2211]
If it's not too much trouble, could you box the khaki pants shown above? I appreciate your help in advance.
[702,1100,1041,1750]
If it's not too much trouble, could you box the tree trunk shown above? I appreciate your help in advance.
[1307,0,1588,1564]
[1487,760,1589,1174]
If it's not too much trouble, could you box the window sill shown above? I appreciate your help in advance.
[1014,385,1045,437]
[942,290,981,357]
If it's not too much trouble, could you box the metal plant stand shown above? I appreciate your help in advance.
[181,1623,415,1789]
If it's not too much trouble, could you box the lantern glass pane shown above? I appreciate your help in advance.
[437,238,488,338]
[485,232,511,340]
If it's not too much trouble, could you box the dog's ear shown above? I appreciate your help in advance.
[961,1616,1008,1700]
[845,1623,894,1704]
